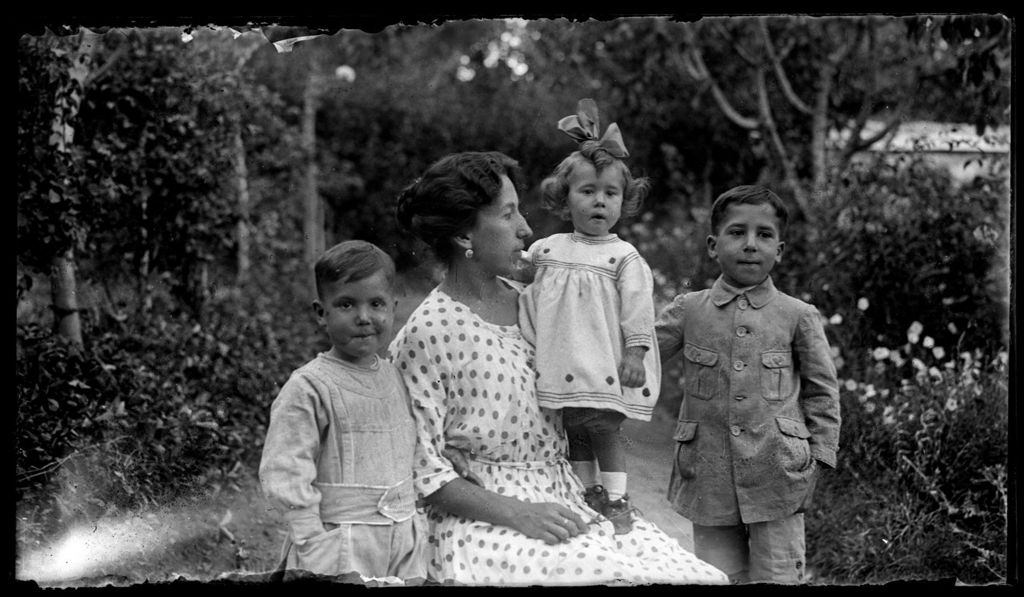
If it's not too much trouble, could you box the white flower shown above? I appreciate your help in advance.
[923,336,935,348]
[829,313,844,325]
[844,378,858,391]
[932,346,946,360]
[864,384,877,398]
[882,405,896,426]
[857,297,870,311]
[928,366,942,379]
[834,356,845,370]
[335,65,356,82]
[890,351,906,367]
[945,398,959,412]
[872,347,891,360]
[907,321,924,344]
[857,392,869,403]
[912,358,927,371]
[864,401,876,414]
[947,322,958,334]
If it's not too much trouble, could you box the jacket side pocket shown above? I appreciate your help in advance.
[668,420,699,502]
[776,416,813,471]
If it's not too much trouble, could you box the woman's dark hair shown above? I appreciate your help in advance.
[395,151,523,263]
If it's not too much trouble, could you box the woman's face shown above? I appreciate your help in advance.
[464,175,533,277]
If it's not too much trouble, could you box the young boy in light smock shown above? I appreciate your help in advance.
[260,240,425,583]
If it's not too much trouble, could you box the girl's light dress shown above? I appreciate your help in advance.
[388,285,727,586]
[519,232,661,421]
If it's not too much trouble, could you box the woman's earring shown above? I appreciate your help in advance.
[465,248,474,260]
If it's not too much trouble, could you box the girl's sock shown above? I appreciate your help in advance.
[571,459,600,487]
[601,471,628,501]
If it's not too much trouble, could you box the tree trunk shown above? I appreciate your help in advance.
[46,31,95,348]
[234,127,251,285]
[51,250,83,347]
[810,64,833,199]
[301,60,324,272]
[138,186,153,315]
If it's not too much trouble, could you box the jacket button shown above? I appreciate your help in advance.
[736,326,748,337]
[730,425,741,436]
[732,360,745,371]
[737,298,749,309]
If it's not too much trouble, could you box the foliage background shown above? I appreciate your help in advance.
[15,14,1012,586]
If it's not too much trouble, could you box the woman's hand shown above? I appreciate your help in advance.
[507,501,588,545]
[618,346,647,388]
[424,475,588,545]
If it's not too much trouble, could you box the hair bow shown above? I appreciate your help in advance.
[557,98,629,158]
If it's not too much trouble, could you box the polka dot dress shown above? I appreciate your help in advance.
[388,287,728,586]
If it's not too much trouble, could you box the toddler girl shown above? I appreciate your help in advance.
[519,98,660,535]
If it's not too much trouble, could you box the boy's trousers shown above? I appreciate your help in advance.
[692,513,805,584]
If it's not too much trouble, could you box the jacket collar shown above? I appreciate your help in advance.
[710,275,778,309]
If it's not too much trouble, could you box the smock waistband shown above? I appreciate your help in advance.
[315,476,416,525]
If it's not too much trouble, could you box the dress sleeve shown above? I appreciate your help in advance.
[389,323,462,500]
[616,250,656,349]
[258,371,327,534]
[655,293,688,364]
[795,306,842,468]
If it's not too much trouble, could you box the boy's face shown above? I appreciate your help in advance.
[707,202,785,289]
[313,270,395,366]
[564,162,623,236]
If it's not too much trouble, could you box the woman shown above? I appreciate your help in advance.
[389,151,727,586]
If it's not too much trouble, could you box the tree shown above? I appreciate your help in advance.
[671,15,1010,222]
[17,28,114,347]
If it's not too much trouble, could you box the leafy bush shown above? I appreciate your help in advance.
[804,156,1009,374]
[806,328,1008,584]
[16,287,325,539]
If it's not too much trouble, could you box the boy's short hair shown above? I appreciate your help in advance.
[539,146,650,219]
[314,240,396,299]
[710,185,789,236]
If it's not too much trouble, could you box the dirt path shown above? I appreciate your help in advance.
[621,415,693,551]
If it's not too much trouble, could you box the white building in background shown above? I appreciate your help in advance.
[829,120,1011,185]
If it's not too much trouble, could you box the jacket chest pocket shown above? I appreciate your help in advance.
[760,350,794,401]
[683,343,719,400]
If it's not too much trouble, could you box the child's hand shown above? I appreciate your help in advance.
[443,444,485,487]
[618,346,647,388]
[512,250,536,284]
[290,517,328,542]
